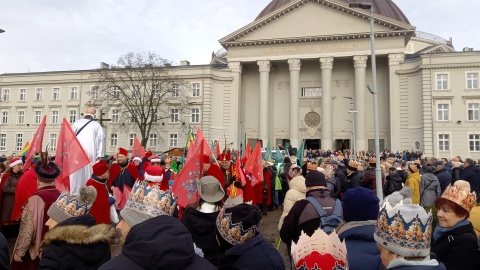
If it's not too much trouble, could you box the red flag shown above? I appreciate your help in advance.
[244,141,251,159]
[55,118,91,192]
[244,141,263,187]
[23,115,46,172]
[233,152,246,186]
[214,141,221,158]
[132,135,145,158]
[185,139,196,161]
[194,128,212,157]
[172,140,204,208]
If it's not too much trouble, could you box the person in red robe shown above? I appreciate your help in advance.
[252,165,272,215]
[11,163,38,222]
[203,155,225,188]
[86,160,111,225]
[108,148,139,211]
[219,152,233,188]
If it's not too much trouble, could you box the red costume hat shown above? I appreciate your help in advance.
[151,156,161,163]
[219,152,232,162]
[92,160,109,176]
[203,155,211,164]
[9,157,23,167]
[145,151,153,158]
[240,157,248,164]
[144,166,164,183]
[118,147,128,156]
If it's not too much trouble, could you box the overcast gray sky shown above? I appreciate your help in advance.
[0,0,477,74]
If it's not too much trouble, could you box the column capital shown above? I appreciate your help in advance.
[319,57,334,70]
[388,53,405,66]
[353,55,368,69]
[257,60,271,73]
[288,59,301,71]
[228,61,242,73]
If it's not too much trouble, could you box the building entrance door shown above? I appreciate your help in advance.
[305,139,321,150]
[335,139,350,151]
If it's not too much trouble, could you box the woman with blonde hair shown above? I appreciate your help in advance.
[278,164,305,231]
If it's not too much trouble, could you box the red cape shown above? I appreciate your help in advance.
[11,168,38,221]
[242,179,255,203]
[205,163,225,187]
[108,162,139,189]
[86,178,111,225]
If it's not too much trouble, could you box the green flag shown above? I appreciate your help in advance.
[284,141,290,157]
[264,141,271,161]
[296,139,305,166]
[275,147,283,164]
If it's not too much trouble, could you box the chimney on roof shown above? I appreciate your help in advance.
[463,47,474,52]
[180,60,190,66]
[100,62,109,69]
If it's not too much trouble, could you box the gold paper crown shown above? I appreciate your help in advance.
[368,157,376,164]
[441,184,477,212]
[125,180,178,217]
[307,162,318,171]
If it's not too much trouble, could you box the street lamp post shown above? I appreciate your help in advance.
[344,97,357,160]
[349,2,383,202]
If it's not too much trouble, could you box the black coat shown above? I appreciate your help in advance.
[451,167,463,182]
[460,165,480,201]
[431,222,480,270]
[385,172,403,196]
[434,169,452,194]
[0,232,8,270]
[347,171,361,190]
[181,207,220,266]
[99,215,216,270]
[39,215,113,270]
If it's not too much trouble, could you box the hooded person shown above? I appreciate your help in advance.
[39,186,114,269]
[385,187,413,208]
[108,147,139,210]
[420,166,441,207]
[215,197,284,270]
[11,151,61,270]
[278,164,306,231]
[86,160,113,225]
[181,176,225,266]
[374,202,445,269]
[99,180,215,270]
[337,187,381,270]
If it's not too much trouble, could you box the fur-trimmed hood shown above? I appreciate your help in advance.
[42,223,114,247]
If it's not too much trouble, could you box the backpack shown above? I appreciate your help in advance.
[305,196,343,234]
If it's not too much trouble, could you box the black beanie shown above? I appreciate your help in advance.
[283,157,291,164]
[305,171,327,187]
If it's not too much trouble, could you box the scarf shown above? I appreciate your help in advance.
[433,218,470,242]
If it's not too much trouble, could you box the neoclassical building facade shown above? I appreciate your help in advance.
[1,0,480,160]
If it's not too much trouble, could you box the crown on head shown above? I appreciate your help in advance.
[124,181,178,217]
[347,160,358,171]
[374,202,433,257]
[54,192,93,217]
[441,184,477,212]
[291,229,347,270]
[216,205,259,246]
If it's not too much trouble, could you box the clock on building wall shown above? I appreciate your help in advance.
[305,112,321,128]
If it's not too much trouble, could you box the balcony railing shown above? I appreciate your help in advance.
[415,31,452,46]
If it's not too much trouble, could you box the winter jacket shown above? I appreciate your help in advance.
[347,171,361,191]
[0,232,8,270]
[337,221,381,270]
[181,207,220,266]
[405,172,421,204]
[39,215,113,270]
[99,215,215,270]
[280,189,337,251]
[326,177,341,199]
[385,172,403,196]
[386,258,446,270]
[460,165,480,201]
[217,234,284,270]
[468,206,480,236]
[419,173,441,207]
[434,169,452,194]
[451,167,463,183]
[431,221,480,270]
[278,175,306,231]
[361,169,385,195]
[334,169,348,197]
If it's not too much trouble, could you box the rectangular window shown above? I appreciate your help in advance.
[19,89,26,101]
[172,84,179,97]
[169,134,178,147]
[110,133,118,146]
[469,134,480,152]
[52,87,60,100]
[51,110,59,124]
[191,108,200,123]
[112,86,121,99]
[70,87,78,100]
[1,111,8,124]
[111,109,119,123]
[15,134,23,151]
[50,134,57,152]
[34,110,42,124]
[17,110,25,124]
[91,86,99,99]
[436,74,448,90]
[192,83,200,97]
[439,134,450,151]
[149,134,157,147]
[0,134,6,151]
[170,109,179,123]
[437,104,449,121]
[301,87,322,97]
[35,88,43,101]
[69,109,77,124]
[129,134,135,146]
[2,89,10,102]
[468,103,480,121]
[467,72,479,89]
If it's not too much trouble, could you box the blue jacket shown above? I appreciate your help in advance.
[434,169,452,194]
[218,234,284,270]
[337,221,381,270]
[460,165,480,201]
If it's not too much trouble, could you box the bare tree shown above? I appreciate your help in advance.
[90,52,190,147]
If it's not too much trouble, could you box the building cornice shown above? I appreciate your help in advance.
[397,63,480,75]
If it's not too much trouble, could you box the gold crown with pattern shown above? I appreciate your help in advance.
[125,180,178,217]
[441,184,477,212]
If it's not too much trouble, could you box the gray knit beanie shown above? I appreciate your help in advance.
[385,187,412,207]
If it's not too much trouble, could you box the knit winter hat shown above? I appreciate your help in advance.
[342,187,380,222]
[305,170,327,188]
[47,186,97,224]
[385,187,412,207]
[120,180,177,228]
[374,203,433,257]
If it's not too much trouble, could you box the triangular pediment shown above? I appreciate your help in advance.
[220,0,414,45]
[418,44,455,54]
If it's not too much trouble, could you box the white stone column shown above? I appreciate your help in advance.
[320,57,334,150]
[353,55,368,151]
[228,61,242,150]
[257,60,270,147]
[388,53,404,152]
[288,59,301,148]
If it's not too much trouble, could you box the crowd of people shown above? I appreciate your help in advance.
[0,125,479,269]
